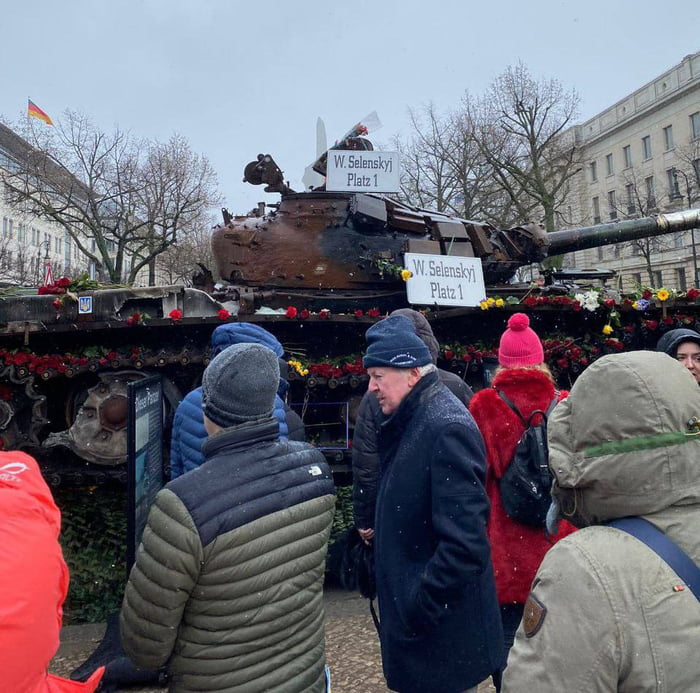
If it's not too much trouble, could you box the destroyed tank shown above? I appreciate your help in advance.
[2,137,700,485]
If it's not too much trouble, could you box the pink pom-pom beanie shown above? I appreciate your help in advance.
[498,313,544,367]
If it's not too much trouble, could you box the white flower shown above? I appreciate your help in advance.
[574,290,600,312]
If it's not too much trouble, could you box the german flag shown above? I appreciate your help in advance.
[28,99,53,126]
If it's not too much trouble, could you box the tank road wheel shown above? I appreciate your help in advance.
[0,366,47,452]
[45,370,181,467]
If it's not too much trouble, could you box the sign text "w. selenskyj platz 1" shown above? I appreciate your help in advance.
[326,150,400,192]
[404,253,486,307]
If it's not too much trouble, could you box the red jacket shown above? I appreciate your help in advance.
[0,451,103,693]
[469,368,576,605]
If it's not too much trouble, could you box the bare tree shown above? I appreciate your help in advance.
[1,112,220,285]
[468,62,582,232]
[155,214,217,285]
[614,170,675,284]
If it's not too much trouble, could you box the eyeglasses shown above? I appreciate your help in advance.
[676,354,700,365]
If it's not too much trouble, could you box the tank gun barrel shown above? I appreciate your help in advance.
[547,209,700,256]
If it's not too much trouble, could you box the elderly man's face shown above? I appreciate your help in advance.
[675,340,700,383]
[367,366,421,415]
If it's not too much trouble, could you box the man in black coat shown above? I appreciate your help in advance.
[363,315,503,693]
[352,308,474,543]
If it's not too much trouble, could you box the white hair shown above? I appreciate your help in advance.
[417,363,437,377]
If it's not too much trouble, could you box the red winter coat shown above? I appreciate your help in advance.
[469,368,576,605]
[0,451,103,693]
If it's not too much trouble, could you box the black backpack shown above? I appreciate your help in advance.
[497,390,560,527]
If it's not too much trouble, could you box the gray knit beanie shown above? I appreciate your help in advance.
[363,315,432,369]
[202,342,280,428]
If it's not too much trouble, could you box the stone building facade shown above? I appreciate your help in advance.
[566,51,700,292]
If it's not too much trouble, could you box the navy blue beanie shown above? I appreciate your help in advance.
[363,315,432,369]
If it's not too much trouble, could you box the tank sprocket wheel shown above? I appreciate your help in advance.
[0,365,48,452]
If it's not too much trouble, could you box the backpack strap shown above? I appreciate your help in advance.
[608,517,700,601]
[497,390,560,427]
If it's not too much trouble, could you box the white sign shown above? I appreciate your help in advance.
[404,253,486,307]
[326,150,400,192]
[78,295,93,314]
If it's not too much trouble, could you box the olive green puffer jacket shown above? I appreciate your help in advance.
[120,419,336,693]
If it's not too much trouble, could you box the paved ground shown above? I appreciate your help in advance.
[50,587,497,692]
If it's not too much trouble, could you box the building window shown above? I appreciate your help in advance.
[623,145,632,168]
[674,231,684,248]
[653,270,663,287]
[2,217,7,236]
[631,272,642,286]
[631,243,641,256]
[608,190,617,219]
[597,246,604,260]
[589,161,598,183]
[625,183,636,214]
[18,223,26,244]
[691,112,700,140]
[663,125,674,151]
[645,176,656,208]
[667,169,682,200]
[693,159,700,188]
[56,238,63,254]
[605,153,614,176]
[676,267,687,291]
[642,135,652,160]
[31,227,39,245]
[592,196,601,223]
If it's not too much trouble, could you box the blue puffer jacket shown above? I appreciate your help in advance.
[169,323,302,479]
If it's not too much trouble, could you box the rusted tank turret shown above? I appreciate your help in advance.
[211,149,700,313]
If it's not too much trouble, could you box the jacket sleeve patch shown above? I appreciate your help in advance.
[522,593,547,638]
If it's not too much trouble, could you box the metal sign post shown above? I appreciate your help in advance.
[126,375,164,573]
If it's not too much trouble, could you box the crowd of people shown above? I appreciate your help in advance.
[4,314,700,692]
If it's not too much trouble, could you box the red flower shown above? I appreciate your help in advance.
[523,296,538,307]
[461,353,472,363]
[354,309,364,318]
[604,298,616,309]
[52,298,63,310]
[126,313,141,327]
[367,308,381,318]
[319,309,331,319]
[572,302,582,312]
[644,320,659,331]
[285,306,298,319]
[444,349,454,360]
[217,309,230,320]
[642,289,653,300]
[686,288,700,301]
[169,309,183,321]
[300,309,310,319]
[56,277,72,288]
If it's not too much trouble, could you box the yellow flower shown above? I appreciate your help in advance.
[656,288,670,302]
[486,297,496,307]
[495,298,505,308]
[602,324,613,335]
[632,301,639,309]
[479,300,489,311]
[400,269,412,281]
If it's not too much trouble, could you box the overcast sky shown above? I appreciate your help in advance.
[2,1,698,217]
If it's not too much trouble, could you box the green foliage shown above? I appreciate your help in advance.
[55,484,127,624]
[330,484,354,544]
